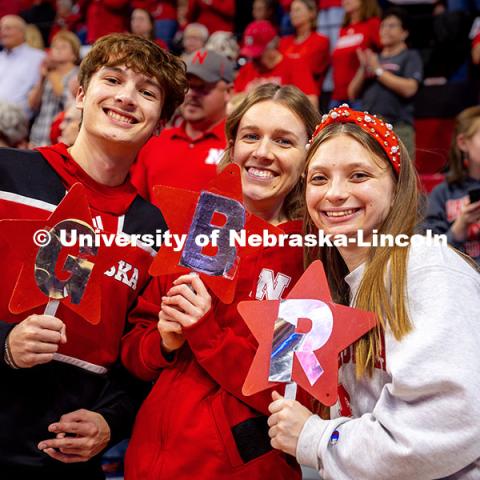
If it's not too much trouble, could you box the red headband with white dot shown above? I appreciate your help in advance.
[310,104,401,174]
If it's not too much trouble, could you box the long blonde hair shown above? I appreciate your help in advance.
[304,123,421,376]
[219,83,320,220]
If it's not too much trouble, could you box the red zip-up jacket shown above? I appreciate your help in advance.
[121,220,312,479]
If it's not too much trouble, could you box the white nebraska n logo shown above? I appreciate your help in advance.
[255,268,291,300]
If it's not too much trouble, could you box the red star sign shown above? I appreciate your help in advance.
[0,183,104,324]
[149,164,282,303]
[238,260,377,406]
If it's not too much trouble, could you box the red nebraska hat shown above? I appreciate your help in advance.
[240,20,277,58]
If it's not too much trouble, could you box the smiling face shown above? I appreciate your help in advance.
[232,100,308,224]
[306,134,395,252]
[75,64,163,147]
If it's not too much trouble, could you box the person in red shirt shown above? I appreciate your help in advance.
[279,0,330,97]
[330,0,381,107]
[235,20,318,108]
[121,83,320,480]
[82,0,130,44]
[186,0,235,33]
[131,48,234,198]
[472,30,480,65]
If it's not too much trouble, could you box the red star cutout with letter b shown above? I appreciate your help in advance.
[238,260,377,405]
[149,164,282,303]
[0,183,104,324]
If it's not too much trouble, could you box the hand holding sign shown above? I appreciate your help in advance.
[238,261,377,405]
[0,184,105,368]
[0,183,102,325]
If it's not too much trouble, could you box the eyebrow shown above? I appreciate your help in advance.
[102,66,162,90]
[239,125,300,138]
[308,161,372,172]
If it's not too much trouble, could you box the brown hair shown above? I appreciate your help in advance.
[446,106,480,185]
[304,122,421,376]
[219,83,320,220]
[51,30,81,64]
[79,33,188,121]
[343,0,381,27]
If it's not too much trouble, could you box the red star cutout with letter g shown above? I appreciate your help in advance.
[149,164,282,303]
[0,183,104,324]
[238,260,377,405]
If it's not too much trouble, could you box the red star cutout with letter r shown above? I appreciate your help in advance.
[238,260,377,405]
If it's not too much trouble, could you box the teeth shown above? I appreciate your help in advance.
[107,110,134,124]
[248,167,275,179]
[325,209,357,217]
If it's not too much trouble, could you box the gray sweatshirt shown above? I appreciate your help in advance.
[297,237,480,479]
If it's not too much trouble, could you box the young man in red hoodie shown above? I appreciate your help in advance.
[0,33,187,479]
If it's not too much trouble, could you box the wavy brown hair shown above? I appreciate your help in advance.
[79,33,188,122]
[304,122,421,377]
[219,83,320,220]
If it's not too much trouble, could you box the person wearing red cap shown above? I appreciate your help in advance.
[131,48,234,199]
[234,20,319,108]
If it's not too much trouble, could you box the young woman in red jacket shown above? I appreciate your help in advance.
[121,83,320,479]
